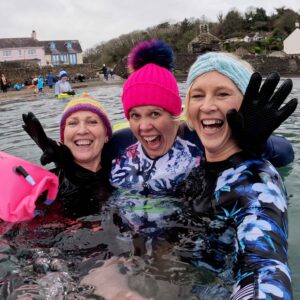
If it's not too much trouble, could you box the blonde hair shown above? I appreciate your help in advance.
[184,52,254,128]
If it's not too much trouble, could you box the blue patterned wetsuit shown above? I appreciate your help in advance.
[178,152,292,299]
[110,136,202,196]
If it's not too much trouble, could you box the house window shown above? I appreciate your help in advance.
[66,41,72,49]
[51,54,60,65]
[69,54,77,64]
[59,54,68,64]
[28,49,36,55]
[19,49,22,56]
[49,42,56,49]
[3,50,11,57]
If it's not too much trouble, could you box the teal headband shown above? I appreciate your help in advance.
[187,52,252,94]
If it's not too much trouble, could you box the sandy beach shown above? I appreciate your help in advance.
[0,76,124,101]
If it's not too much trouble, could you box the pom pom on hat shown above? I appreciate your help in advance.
[128,39,174,72]
[60,93,112,143]
[122,40,181,119]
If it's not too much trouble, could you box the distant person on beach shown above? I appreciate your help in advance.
[46,72,55,88]
[32,75,38,95]
[37,75,44,93]
[54,71,75,96]
[108,68,114,79]
[102,64,108,80]
[0,73,8,93]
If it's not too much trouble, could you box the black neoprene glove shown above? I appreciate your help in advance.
[22,112,73,167]
[227,72,298,155]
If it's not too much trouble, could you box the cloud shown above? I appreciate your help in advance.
[0,0,299,50]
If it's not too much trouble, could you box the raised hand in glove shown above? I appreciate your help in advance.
[22,112,73,166]
[227,72,298,155]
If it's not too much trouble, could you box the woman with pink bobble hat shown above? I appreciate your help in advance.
[109,40,203,196]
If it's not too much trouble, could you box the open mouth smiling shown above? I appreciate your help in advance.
[74,139,93,146]
[201,119,224,129]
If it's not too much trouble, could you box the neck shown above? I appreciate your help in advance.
[76,160,101,172]
[205,144,241,162]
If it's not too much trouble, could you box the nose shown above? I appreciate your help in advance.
[139,118,153,131]
[77,121,88,134]
[200,95,217,113]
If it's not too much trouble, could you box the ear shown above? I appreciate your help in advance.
[104,136,109,143]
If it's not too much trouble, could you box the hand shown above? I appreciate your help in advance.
[22,112,73,166]
[227,72,298,155]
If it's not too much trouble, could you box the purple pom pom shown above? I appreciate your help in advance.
[128,40,174,72]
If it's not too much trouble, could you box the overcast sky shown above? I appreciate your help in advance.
[0,0,299,51]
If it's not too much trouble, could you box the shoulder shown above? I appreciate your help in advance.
[215,159,287,211]
[102,127,137,162]
[263,135,294,167]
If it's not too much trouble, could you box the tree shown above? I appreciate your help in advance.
[222,9,245,38]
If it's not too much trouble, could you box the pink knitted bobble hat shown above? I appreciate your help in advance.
[122,40,182,119]
[60,93,112,143]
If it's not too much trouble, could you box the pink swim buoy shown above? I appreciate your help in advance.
[0,151,59,223]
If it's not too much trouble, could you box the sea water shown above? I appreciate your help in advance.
[0,80,299,299]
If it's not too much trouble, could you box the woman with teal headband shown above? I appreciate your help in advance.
[177,51,297,299]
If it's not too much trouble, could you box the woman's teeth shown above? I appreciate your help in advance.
[75,140,92,146]
[144,136,156,142]
[202,120,223,127]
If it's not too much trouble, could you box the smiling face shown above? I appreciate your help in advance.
[63,111,108,171]
[128,106,179,159]
[187,71,243,162]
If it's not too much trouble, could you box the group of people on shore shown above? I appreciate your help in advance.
[5,39,299,299]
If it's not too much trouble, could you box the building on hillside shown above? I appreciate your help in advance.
[0,31,83,66]
[187,23,221,54]
[283,22,300,57]
[268,51,287,58]
[40,40,83,65]
[234,47,251,57]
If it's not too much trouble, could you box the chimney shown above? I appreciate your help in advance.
[295,21,299,29]
[31,30,37,40]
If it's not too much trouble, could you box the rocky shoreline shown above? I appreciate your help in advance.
[0,77,123,101]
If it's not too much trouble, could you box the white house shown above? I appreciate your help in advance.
[0,31,83,66]
[283,22,300,56]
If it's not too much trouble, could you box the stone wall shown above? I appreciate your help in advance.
[0,63,101,84]
[174,54,300,76]
[113,54,300,79]
[2,55,300,84]
[243,56,300,75]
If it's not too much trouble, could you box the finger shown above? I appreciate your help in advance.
[269,79,293,110]
[243,72,262,103]
[277,98,298,125]
[22,113,28,123]
[28,112,36,119]
[22,125,29,134]
[258,72,280,105]
[226,109,244,138]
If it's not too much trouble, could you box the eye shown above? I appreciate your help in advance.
[151,111,161,118]
[129,112,140,120]
[217,92,230,97]
[87,119,99,125]
[66,120,78,126]
[191,93,204,100]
